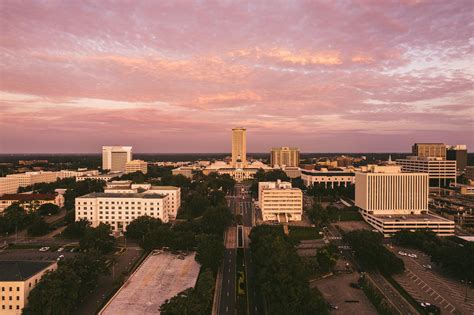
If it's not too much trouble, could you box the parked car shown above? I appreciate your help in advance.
[421,302,440,314]
[423,264,432,269]
[57,247,64,252]
[39,247,50,252]
[408,253,418,258]
[57,254,65,261]
[398,251,407,256]
[152,250,162,256]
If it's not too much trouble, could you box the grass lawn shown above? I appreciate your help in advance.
[288,226,322,241]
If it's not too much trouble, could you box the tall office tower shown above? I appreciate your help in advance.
[447,145,468,170]
[102,146,133,171]
[412,143,446,159]
[270,147,300,167]
[231,127,247,167]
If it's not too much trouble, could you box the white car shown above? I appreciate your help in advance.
[57,247,64,252]
[408,253,418,258]
[39,247,50,252]
[57,254,65,261]
[423,264,432,269]
[398,251,407,256]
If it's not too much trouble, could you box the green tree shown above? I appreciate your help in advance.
[38,203,60,216]
[125,216,163,241]
[27,216,50,236]
[62,219,90,239]
[195,234,225,272]
[201,206,233,236]
[80,223,115,254]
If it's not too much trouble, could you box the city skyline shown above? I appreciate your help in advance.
[1,1,473,153]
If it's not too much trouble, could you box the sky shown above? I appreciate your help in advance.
[0,0,473,153]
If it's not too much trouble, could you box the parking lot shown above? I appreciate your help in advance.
[391,245,474,314]
[0,247,76,262]
[314,272,377,314]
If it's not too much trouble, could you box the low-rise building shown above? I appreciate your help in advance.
[125,160,148,174]
[0,261,57,314]
[76,172,124,182]
[75,192,170,232]
[0,193,64,212]
[258,180,303,222]
[6,171,58,188]
[301,168,355,188]
[57,169,99,179]
[355,165,454,237]
[396,156,457,187]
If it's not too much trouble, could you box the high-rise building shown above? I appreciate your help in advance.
[231,127,246,168]
[258,180,303,222]
[270,147,300,167]
[396,157,456,187]
[355,165,454,237]
[446,145,467,171]
[102,146,133,172]
[412,143,446,159]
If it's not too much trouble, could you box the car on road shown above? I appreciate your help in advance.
[407,253,417,258]
[398,251,407,256]
[57,254,65,261]
[420,302,440,314]
[57,247,64,252]
[39,247,50,252]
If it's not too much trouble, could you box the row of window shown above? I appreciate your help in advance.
[2,305,20,310]
[1,295,20,301]
[1,287,19,292]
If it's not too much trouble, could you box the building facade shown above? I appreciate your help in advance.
[57,169,99,179]
[0,261,57,314]
[125,160,148,174]
[396,157,457,187]
[270,147,300,167]
[0,193,64,212]
[75,192,169,232]
[355,166,454,237]
[102,146,133,172]
[446,145,468,171]
[258,180,303,222]
[6,171,58,188]
[301,169,355,188]
[0,177,20,196]
[412,143,446,159]
[231,127,247,168]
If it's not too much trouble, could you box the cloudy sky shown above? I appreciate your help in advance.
[0,0,473,153]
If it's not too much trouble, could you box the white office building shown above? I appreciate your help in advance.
[301,168,355,188]
[396,156,456,187]
[75,192,170,232]
[57,169,100,179]
[102,146,133,172]
[6,171,58,188]
[0,177,20,195]
[258,180,303,222]
[125,160,148,174]
[355,165,454,237]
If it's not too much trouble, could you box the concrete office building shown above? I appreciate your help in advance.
[270,147,300,167]
[102,146,133,172]
[231,127,247,167]
[301,168,355,188]
[0,177,20,196]
[125,160,148,174]
[447,145,468,171]
[6,171,58,188]
[396,156,457,187]
[412,143,446,159]
[57,169,99,179]
[355,165,454,237]
[258,180,303,222]
[0,261,57,314]
[75,192,170,232]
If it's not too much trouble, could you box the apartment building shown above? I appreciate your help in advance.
[301,168,355,188]
[102,146,133,172]
[0,261,57,314]
[0,193,64,212]
[75,192,169,232]
[355,165,454,237]
[6,171,58,188]
[0,177,20,196]
[270,147,300,167]
[258,180,303,222]
[125,160,148,174]
[396,156,456,187]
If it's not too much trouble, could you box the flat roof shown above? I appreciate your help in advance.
[0,261,55,281]
[79,192,166,199]
[149,186,179,190]
[369,213,453,223]
[301,170,355,176]
[0,193,56,201]
[101,252,200,315]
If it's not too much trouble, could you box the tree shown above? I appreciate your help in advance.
[306,202,328,227]
[80,223,115,254]
[27,216,50,236]
[38,203,60,216]
[201,206,233,236]
[195,234,225,272]
[125,216,163,241]
[0,203,31,235]
[23,265,81,315]
[62,219,90,239]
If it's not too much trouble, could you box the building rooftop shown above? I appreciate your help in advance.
[0,193,56,201]
[149,186,179,190]
[301,170,355,176]
[78,192,166,199]
[371,212,453,223]
[0,261,55,281]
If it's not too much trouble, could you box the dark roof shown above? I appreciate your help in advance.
[0,193,56,201]
[79,192,166,199]
[0,261,55,281]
